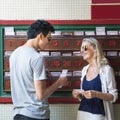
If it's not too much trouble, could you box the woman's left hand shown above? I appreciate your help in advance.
[83,90,96,99]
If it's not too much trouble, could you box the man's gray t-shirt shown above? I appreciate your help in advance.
[10,46,49,119]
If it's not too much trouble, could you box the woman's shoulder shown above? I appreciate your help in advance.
[102,64,113,70]
[100,64,114,74]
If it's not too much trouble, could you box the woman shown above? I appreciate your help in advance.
[72,37,118,120]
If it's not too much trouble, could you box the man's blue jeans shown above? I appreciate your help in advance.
[14,114,50,120]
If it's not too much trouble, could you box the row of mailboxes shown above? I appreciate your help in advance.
[4,56,87,71]
[4,55,120,72]
[4,77,81,92]
[4,37,120,50]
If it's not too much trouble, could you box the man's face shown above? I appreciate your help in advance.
[38,31,52,50]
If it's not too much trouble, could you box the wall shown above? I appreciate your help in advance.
[0,0,91,20]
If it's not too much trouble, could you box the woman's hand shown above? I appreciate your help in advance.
[72,89,84,101]
[83,90,96,99]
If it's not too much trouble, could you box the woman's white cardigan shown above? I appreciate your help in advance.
[80,64,118,120]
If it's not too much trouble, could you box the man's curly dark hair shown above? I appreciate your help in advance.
[27,20,55,39]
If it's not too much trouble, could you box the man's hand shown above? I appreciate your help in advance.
[58,76,68,87]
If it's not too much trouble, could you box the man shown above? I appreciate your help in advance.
[10,20,68,120]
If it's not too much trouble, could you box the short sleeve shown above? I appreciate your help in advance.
[32,56,47,81]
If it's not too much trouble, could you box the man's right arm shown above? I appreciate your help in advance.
[34,76,68,100]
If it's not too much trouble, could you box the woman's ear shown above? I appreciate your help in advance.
[94,49,97,53]
[94,49,97,58]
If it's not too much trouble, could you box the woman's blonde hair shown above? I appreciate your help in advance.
[82,37,109,69]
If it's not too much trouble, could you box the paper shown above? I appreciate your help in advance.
[73,71,82,76]
[4,51,13,56]
[39,51,49,56]
[16,31,27,36]
[5,72,10,77]
[67,72,72,76]
[51,31,61,36]
[96,27,106,36]
[62,52,72,56]
[51,52,61,56]
[107,31,118,35]
[60,69,68,77]
[74,89,84,93]
[107,51,117,56]
[74,31,84,36]
[73,51,81,56]
[51,72,61,77]
[59,69,68,88]
[85,31,95,36]
[4,27,15,36]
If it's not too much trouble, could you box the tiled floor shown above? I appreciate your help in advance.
[0,104,120,120]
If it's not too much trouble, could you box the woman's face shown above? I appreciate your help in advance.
[80,41,96,62]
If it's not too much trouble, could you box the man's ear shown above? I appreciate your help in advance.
[36,33,43,40]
